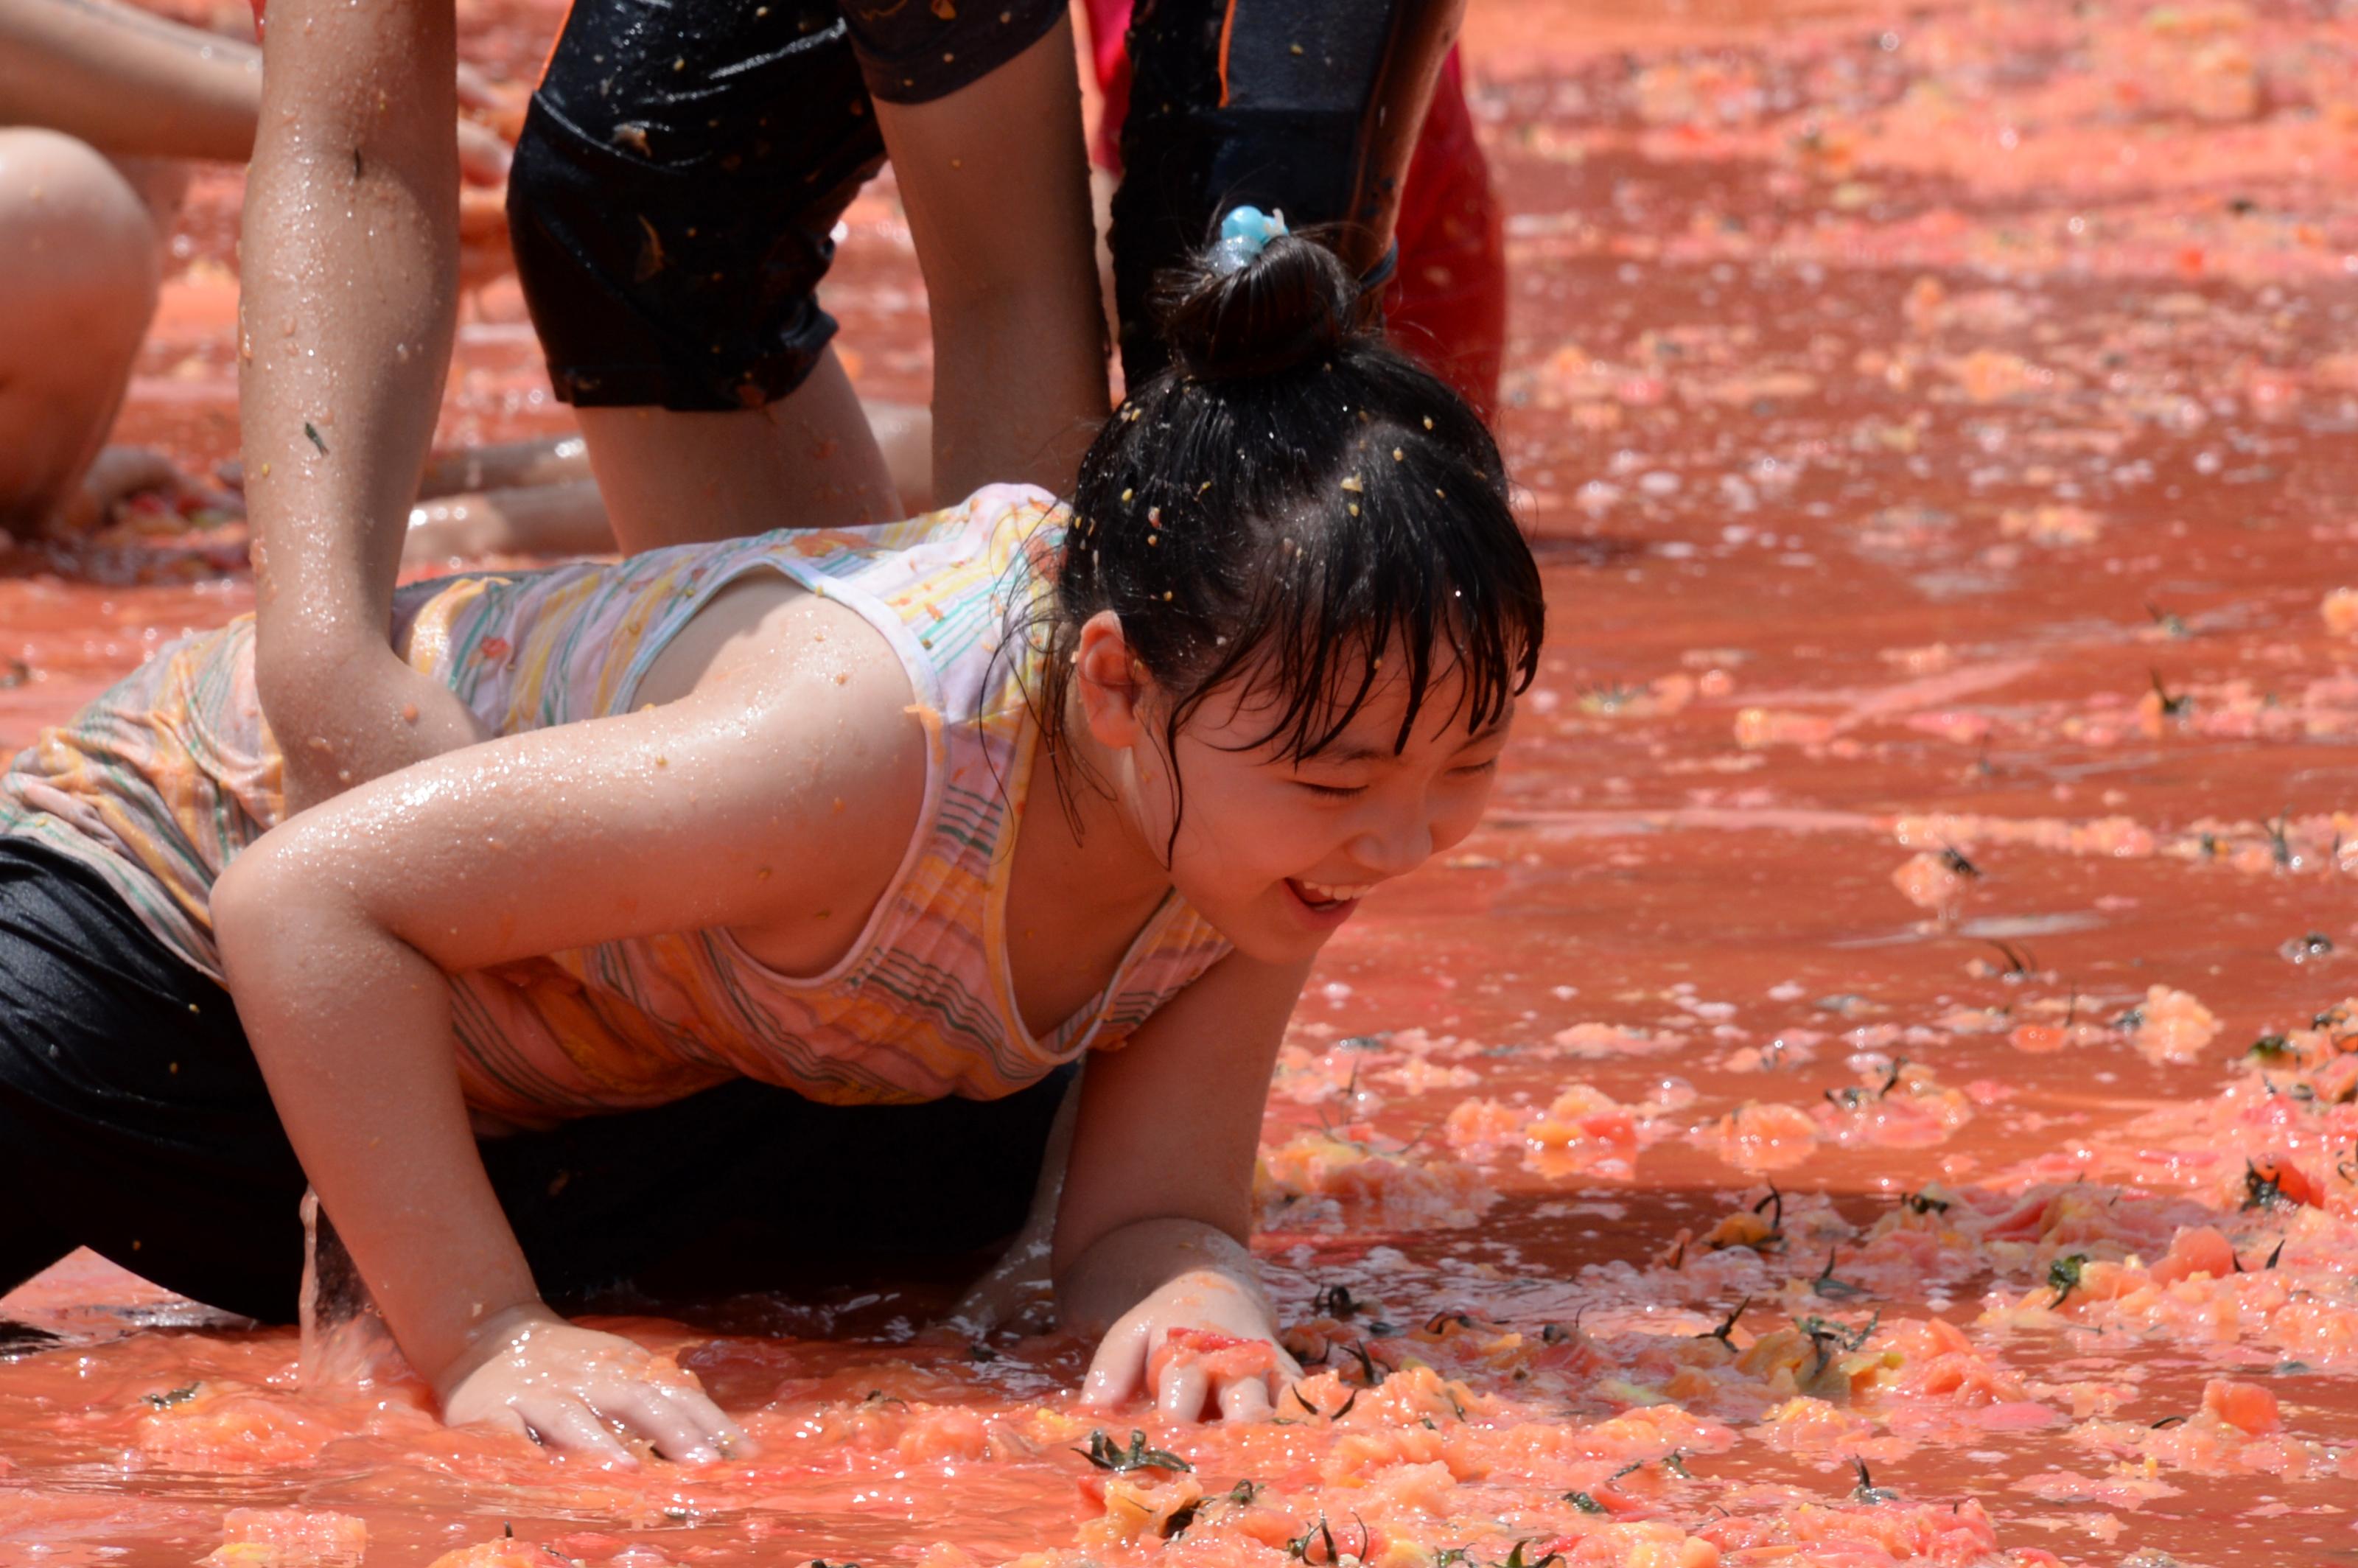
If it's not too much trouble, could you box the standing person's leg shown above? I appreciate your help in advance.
[1109,0,1466,390]
[506,0,898,550]
[0,129,162,539]
[860,13,1106,505]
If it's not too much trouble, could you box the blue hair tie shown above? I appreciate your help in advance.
[1208,205,1288,274]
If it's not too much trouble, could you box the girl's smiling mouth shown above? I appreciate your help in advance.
[1285,878,1372,919]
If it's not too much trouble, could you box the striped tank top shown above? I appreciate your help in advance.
[0,485,1233,1118]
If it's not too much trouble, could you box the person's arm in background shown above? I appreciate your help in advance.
[875,15,1107,502]
[0,0,511,172]
[0,0,259,162]
[239,0,489,807]
[0,0,507,545]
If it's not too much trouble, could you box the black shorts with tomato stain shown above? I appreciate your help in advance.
[0,837,1069,1323]
[509,0,1068,411]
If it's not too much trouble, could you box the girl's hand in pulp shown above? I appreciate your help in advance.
[1080,1269,1302,1424]
[438,1304,752,1465]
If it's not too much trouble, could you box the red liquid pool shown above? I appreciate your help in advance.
[4,1,2357,1563]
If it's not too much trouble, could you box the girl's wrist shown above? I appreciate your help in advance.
[428,1297,560,1403]
[1057,1217,1262,1328]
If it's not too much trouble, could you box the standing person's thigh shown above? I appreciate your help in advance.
[506,0,898,547]
[1110,0,1464,388]
[844,0,1105,503]
[0,129,162,538]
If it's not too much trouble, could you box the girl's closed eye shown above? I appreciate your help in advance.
[1295,778,1368,801]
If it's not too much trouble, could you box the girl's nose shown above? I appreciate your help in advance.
[1349,808,1435,878]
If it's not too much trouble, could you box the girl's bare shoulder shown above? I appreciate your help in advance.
[655,570,931,896]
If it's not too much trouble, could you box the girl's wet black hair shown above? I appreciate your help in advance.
[1028,225,1545,836]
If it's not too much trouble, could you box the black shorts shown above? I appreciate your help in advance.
[0,838,1068,1323]
[509,0,1458,411]
[509,0,1066,410]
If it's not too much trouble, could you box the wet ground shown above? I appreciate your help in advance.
[5,0,2358,1564]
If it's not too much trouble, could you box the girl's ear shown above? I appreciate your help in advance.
[1073,609,1150,750]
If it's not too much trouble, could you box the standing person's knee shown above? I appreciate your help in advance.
[0,130,165,533]
[0,129,163,333]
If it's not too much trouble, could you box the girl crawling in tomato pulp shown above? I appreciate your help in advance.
[0,221,1544,1460]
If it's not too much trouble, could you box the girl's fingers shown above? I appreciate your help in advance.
[679,1386,759,1462]
[522,1394,637,1466]
[1215,1375,1273,1424]
[606,1385,718,1463]
[658,1384,758,1460]
[1080,1317,1151,1410]
[1155,1361,1210,1424]
[455,1399,535,1441]
[1273,1343,1306,1385]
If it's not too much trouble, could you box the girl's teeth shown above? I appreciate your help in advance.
[1301,880,1371,903]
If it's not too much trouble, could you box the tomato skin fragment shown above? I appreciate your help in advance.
[1148,1328,1281,1390]
[2202,1378,2282,1436]
[2149,1225,2238,1285]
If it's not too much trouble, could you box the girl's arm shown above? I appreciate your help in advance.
[212,585,924,1459]
[1056,948,1314,1422]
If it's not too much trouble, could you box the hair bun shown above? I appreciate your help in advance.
[1154,227,1368,382]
